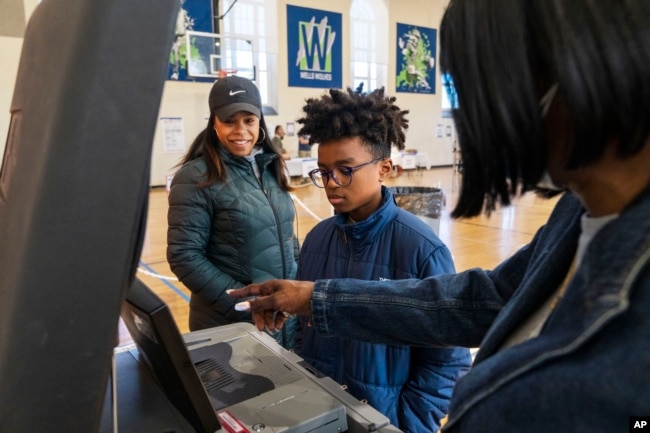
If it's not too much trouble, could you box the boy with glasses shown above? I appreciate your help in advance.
[294,87,471,433]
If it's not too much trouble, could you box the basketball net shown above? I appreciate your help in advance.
[218,69,238,78]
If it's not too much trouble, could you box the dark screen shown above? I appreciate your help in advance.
[121,279,220,433]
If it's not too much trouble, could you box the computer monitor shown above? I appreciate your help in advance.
[121,279,221,433]
[0,0,179,430]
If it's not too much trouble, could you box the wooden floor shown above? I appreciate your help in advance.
[122,166,559,345]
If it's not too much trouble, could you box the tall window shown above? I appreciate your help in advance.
[220,0,278,111]
[350,0,388,92]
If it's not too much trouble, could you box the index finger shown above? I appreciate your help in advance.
[228,282,267,299]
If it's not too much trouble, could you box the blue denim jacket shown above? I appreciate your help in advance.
[311,188,650,432]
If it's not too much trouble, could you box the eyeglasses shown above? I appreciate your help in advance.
[539,83,559,117]
[308,157,385,188]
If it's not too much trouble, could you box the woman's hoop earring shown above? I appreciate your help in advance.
[257,128,267,144]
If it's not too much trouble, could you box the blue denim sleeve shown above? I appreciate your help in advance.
[310,219,545,348]
[311,271,502,348]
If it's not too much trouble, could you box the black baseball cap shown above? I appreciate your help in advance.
[208,76,262,121]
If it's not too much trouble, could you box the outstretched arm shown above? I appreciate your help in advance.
[229,279,315,331]
[231,272,504,347]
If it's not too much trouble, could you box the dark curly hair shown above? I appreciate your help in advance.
[440,0,650,217]
[296,87,409,158]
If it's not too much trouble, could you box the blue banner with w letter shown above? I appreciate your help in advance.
[287,5,342,89]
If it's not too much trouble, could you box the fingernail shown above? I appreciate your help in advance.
[226,289,233,295]
[235,301,250,312]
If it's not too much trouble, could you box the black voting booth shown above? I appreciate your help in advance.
[0,1,178,432]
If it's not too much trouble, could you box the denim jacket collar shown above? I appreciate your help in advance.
[446,187,650,430]
[486,187,650,354]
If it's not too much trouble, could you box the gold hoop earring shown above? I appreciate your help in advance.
[257,128,267,144]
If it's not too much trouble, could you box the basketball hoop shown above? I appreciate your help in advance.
[218,69,238,78]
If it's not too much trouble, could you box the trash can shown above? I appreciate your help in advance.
[388,186,445,235]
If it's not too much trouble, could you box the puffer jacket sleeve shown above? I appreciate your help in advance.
[167,163,243,303]
[399,243,472,433]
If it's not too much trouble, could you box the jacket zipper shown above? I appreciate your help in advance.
[337,229,352,382]
[253,158,288,278]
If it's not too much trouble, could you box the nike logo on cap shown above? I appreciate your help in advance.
[229,90,246,96]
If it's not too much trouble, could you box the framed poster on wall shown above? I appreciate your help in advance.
[287,5,342,89]
[396,23,437,94]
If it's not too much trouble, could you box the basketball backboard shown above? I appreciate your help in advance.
[183,31,255,80]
